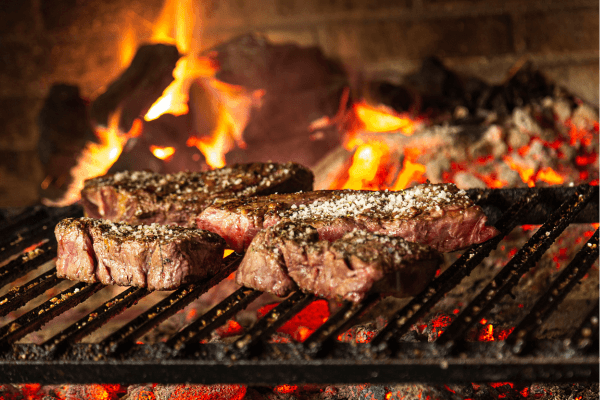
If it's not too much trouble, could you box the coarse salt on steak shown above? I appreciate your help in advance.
[197,183,498,253]
[55,217,226,290]
[80,162,314,227]
[236,222,442,302]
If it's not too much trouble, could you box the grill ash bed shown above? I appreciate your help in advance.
[0,185,597,385]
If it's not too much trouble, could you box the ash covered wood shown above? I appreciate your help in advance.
[90,43,180,132]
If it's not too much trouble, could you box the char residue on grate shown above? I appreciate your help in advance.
[0,185,597,385]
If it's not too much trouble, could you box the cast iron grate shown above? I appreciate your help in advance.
[0,185,597,385]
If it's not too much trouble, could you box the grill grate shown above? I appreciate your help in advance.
[0,185,597,384]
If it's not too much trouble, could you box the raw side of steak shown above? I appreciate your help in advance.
[55,217,226,290]
[197,183,498,253]
[80,162,314,228]
[236,222,442,302]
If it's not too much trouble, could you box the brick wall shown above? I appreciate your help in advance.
[0,0,597,207]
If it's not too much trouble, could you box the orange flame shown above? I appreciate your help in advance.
[536,167,564,185]
[43,114,142,206]
[150,145,175,161]
[343,142,388,190]
[353,102,416,135]
[391,148,427,191]
[120,21,136,69]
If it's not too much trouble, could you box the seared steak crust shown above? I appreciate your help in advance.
[197,191,324,252]
[198,183,498,253]
[236,222,442,302]
[80,162,314,227]
[55,217,226,290]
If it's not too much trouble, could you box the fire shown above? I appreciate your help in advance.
[150,145,176,161]
[391,148,427,191]
[335,101,425,191]
[353,102,417,135]
[43,114,142,207]
[257,300,329,341]
[343,142,388,190]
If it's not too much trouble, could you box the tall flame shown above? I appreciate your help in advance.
[142,0,256,169]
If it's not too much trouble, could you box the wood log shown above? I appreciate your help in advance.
[90,43,180,132]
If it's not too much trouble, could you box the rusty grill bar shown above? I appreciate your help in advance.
[0,185,597,384]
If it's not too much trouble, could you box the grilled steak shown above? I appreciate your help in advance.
[236,222,442,302]
[197,191,324,252]
[55,217,226,290]
[198,183,499,253]
[80,162,314,227]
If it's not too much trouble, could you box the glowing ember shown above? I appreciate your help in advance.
[478,323,495,341]
[257,300,329,340]
[274,385,298,394]
[43,114,142,207]
[150,145,176,161]
[215,320,244,338]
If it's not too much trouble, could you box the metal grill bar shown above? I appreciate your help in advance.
[506,230,599,354]
[43,286,150,357]
[0,240,57,288]
[369,191,539,352]
[0,282,103,347]
[100,253,243,354]
[436,184,597,349]
[570,303,599,352]
[303,294,379,358]
[0,269,61,318]
[0,205,81,260]
[231,291,315,359]
[0,186,596,384]
[167,286,261,354]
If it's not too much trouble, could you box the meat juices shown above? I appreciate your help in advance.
[197,183,499,253]
[80,162,314,228]
[236,222,442,302]
[55,218,226,290]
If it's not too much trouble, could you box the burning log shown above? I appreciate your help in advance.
[207,34,348,168]
[90,43,180,132]
[37,84,96,200]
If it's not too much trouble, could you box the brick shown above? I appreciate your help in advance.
[0,150,43,207]
[521,8,599,53]
[0,40,53,97]
[542,63,599,106]
[45,38,122,98]
[319,15,514,62]
[262,29,318,47]
[0,0,37,36]
[0,98,43,151]
[315,0,411,14]
[275,0,410,17]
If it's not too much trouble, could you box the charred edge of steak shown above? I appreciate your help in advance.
[236,221,442,302]
[80,162,314,227]
[55,217,226,290]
